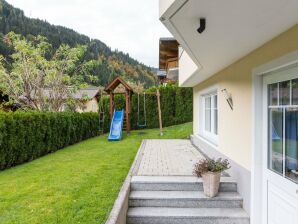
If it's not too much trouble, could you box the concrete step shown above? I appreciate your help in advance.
[131,176,237,192]
[127,207,249,224]
[129,191,243,208]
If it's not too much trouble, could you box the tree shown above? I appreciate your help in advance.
[0,32,87,111]
[0,0,157,88]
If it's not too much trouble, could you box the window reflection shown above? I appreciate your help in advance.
[205,97,211,132]
[279,81,290,105]
[292,79,298,105]
[268,78,298,184]
[214,95,218,135]
[269,108,283,174]
[269,83,278,106]
[285,108,298,183]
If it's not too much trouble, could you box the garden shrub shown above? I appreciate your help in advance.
[0,112,98,170]
[100,85,193,132]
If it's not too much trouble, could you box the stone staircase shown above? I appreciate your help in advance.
[127,176,249,224]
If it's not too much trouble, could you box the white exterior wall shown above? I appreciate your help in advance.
[178,47,198,86]
[76,98,98,113]
[159,0,298,220]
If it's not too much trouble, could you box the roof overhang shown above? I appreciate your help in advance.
[160,0,298,87]
[159,38,179,71]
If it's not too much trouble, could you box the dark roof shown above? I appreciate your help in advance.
[19,87,101,100]
[104,77,133,93]
[73,87,101,99]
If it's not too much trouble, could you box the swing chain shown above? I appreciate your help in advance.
[137,92,147,128]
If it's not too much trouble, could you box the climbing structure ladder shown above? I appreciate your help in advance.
[98,91,105,135]
[99,111,105,135]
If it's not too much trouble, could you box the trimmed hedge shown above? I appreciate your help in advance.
[101,85,193,132]
[0,112,99,170]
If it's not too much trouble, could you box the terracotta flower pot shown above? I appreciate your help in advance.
[201,171,221,197]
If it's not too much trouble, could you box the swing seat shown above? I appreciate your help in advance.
[137,124,147,128]
[137,93,147,129]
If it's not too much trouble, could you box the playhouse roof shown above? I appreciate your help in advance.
[104,77,134,93]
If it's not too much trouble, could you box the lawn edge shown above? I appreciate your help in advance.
[104,139,147,224]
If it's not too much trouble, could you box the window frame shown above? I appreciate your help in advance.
[199,87,219,145]
[267,77,298,184]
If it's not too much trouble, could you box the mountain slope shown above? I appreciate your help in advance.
[0,0,157,87]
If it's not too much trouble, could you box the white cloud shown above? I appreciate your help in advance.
[6,0,172,67]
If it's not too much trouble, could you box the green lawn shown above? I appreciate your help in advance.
[0,122,192,224]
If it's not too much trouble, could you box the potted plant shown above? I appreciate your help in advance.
[193,158,230,197]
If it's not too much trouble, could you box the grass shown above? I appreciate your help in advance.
[0,122,192,224]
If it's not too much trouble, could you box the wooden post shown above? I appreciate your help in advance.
[109,92,114,119]
[157,90,163,136]
[125,90,130,133]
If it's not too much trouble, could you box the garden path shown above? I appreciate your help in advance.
[136,139,204,176]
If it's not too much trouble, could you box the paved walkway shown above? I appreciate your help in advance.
[136,140,204,176]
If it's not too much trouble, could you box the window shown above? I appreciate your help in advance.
[201,92,218,142]
[268,79,298,183]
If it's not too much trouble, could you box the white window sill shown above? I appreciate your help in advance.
[198,133,218,148]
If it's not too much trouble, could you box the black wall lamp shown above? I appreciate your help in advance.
[221,89,233,110]
[197,18,206,34]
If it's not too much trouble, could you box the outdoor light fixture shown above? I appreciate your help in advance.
[221,89,233,110]
[197,18,206,34]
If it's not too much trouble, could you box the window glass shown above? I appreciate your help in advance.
[203,94,217,135]
[205,96,211,132]
[285,108,298,183]
[268,108,283,175]
[214,108,218,135]
[268,83,278,106]
[205,96,211,109]
[213,95,217,109]
[292,79,298,105]
[205,109,211,132]
[213,95,218,135]
[268,78,298,183]
[279,80,290,105]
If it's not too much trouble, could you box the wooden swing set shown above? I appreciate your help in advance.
[101,77,163,136]
[137,91,163,136]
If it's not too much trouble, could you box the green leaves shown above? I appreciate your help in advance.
[99,85,193,132]
[193,158,231,177]
[0,111,99,170]
[0,32,88,111]
[0,1,158,88]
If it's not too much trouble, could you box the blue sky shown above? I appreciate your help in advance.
[6,0,172,67]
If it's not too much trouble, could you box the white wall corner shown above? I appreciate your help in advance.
[159,0,176,18]
[179,47,199,87]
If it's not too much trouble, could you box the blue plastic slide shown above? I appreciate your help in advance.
[108,110,124,141]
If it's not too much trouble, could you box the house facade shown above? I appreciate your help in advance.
[160,1,298,224]
[72,87,100,113]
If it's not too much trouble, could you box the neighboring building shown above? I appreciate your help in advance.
[156,70,167,84]
[160,1,298,224]
[158,37,179,84]
[72,87,101,113]
[1,88,101,112]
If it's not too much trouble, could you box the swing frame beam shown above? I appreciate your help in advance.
[138,90,163,136]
